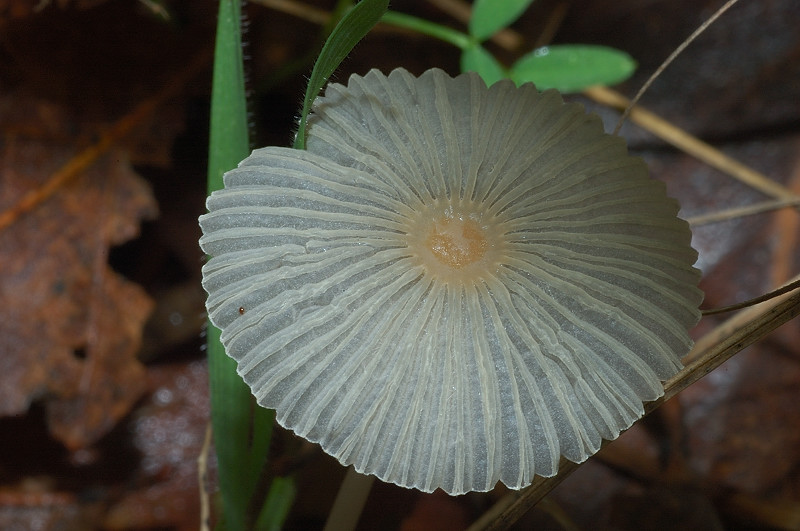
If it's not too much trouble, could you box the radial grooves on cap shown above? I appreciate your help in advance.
[199,68,702,495]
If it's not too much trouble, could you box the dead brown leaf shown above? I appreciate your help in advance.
[0,95,157,450]
[103,360,211,531]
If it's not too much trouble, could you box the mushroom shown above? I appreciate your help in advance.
[199,68,702,495]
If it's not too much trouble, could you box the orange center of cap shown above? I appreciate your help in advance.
[426,218,488,268]
[404,200,507,283]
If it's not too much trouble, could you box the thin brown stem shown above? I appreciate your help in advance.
[688,198,800,226]
[701,277,800,316]
[584,86,798,201]
[613,0,741,135]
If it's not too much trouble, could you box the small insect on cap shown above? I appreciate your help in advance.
[199,68,703,495]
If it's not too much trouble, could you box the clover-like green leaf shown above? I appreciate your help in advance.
[510,44,636,93]
[461,43,507,86]
[469,0,536,42]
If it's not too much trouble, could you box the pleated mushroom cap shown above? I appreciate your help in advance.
[199,68,703,495]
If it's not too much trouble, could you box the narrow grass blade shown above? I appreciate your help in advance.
[208,1,292,528]
[294,0,389,149]
[208,0,250,192]
[254,476,298,531]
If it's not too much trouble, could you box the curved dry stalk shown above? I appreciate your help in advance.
[612,0,741,134]
[701,277,800,316]
[688,198,800,227]
[687,273,800,364]
[584,86,798,202]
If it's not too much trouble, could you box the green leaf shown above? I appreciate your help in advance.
[207,0,249,194]
[469,0,536,42]
[208,327,270,531]
[509,44,637,93]
[253,476,297,531]
[460,44,507,86]
[208,1,294,529]
[294,0,389,149]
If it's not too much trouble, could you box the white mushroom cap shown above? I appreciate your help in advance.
[199,68,703,495]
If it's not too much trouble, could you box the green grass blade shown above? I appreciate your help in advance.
[207,327,264,530]
[208,0,249,192]
[253,476,298,531]
[469,0,536,42]
[461,43,507,86]
[293,0,389,150]
[208,1,292,529]
[509,44,637,92]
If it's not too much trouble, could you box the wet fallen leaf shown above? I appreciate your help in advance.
[103,360,211,531]
[0,94,157,450]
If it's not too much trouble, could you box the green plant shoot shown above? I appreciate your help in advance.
[294,0,389,150]
[207,0,294,528]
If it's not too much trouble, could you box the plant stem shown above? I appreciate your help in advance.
[381,10,473,50]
